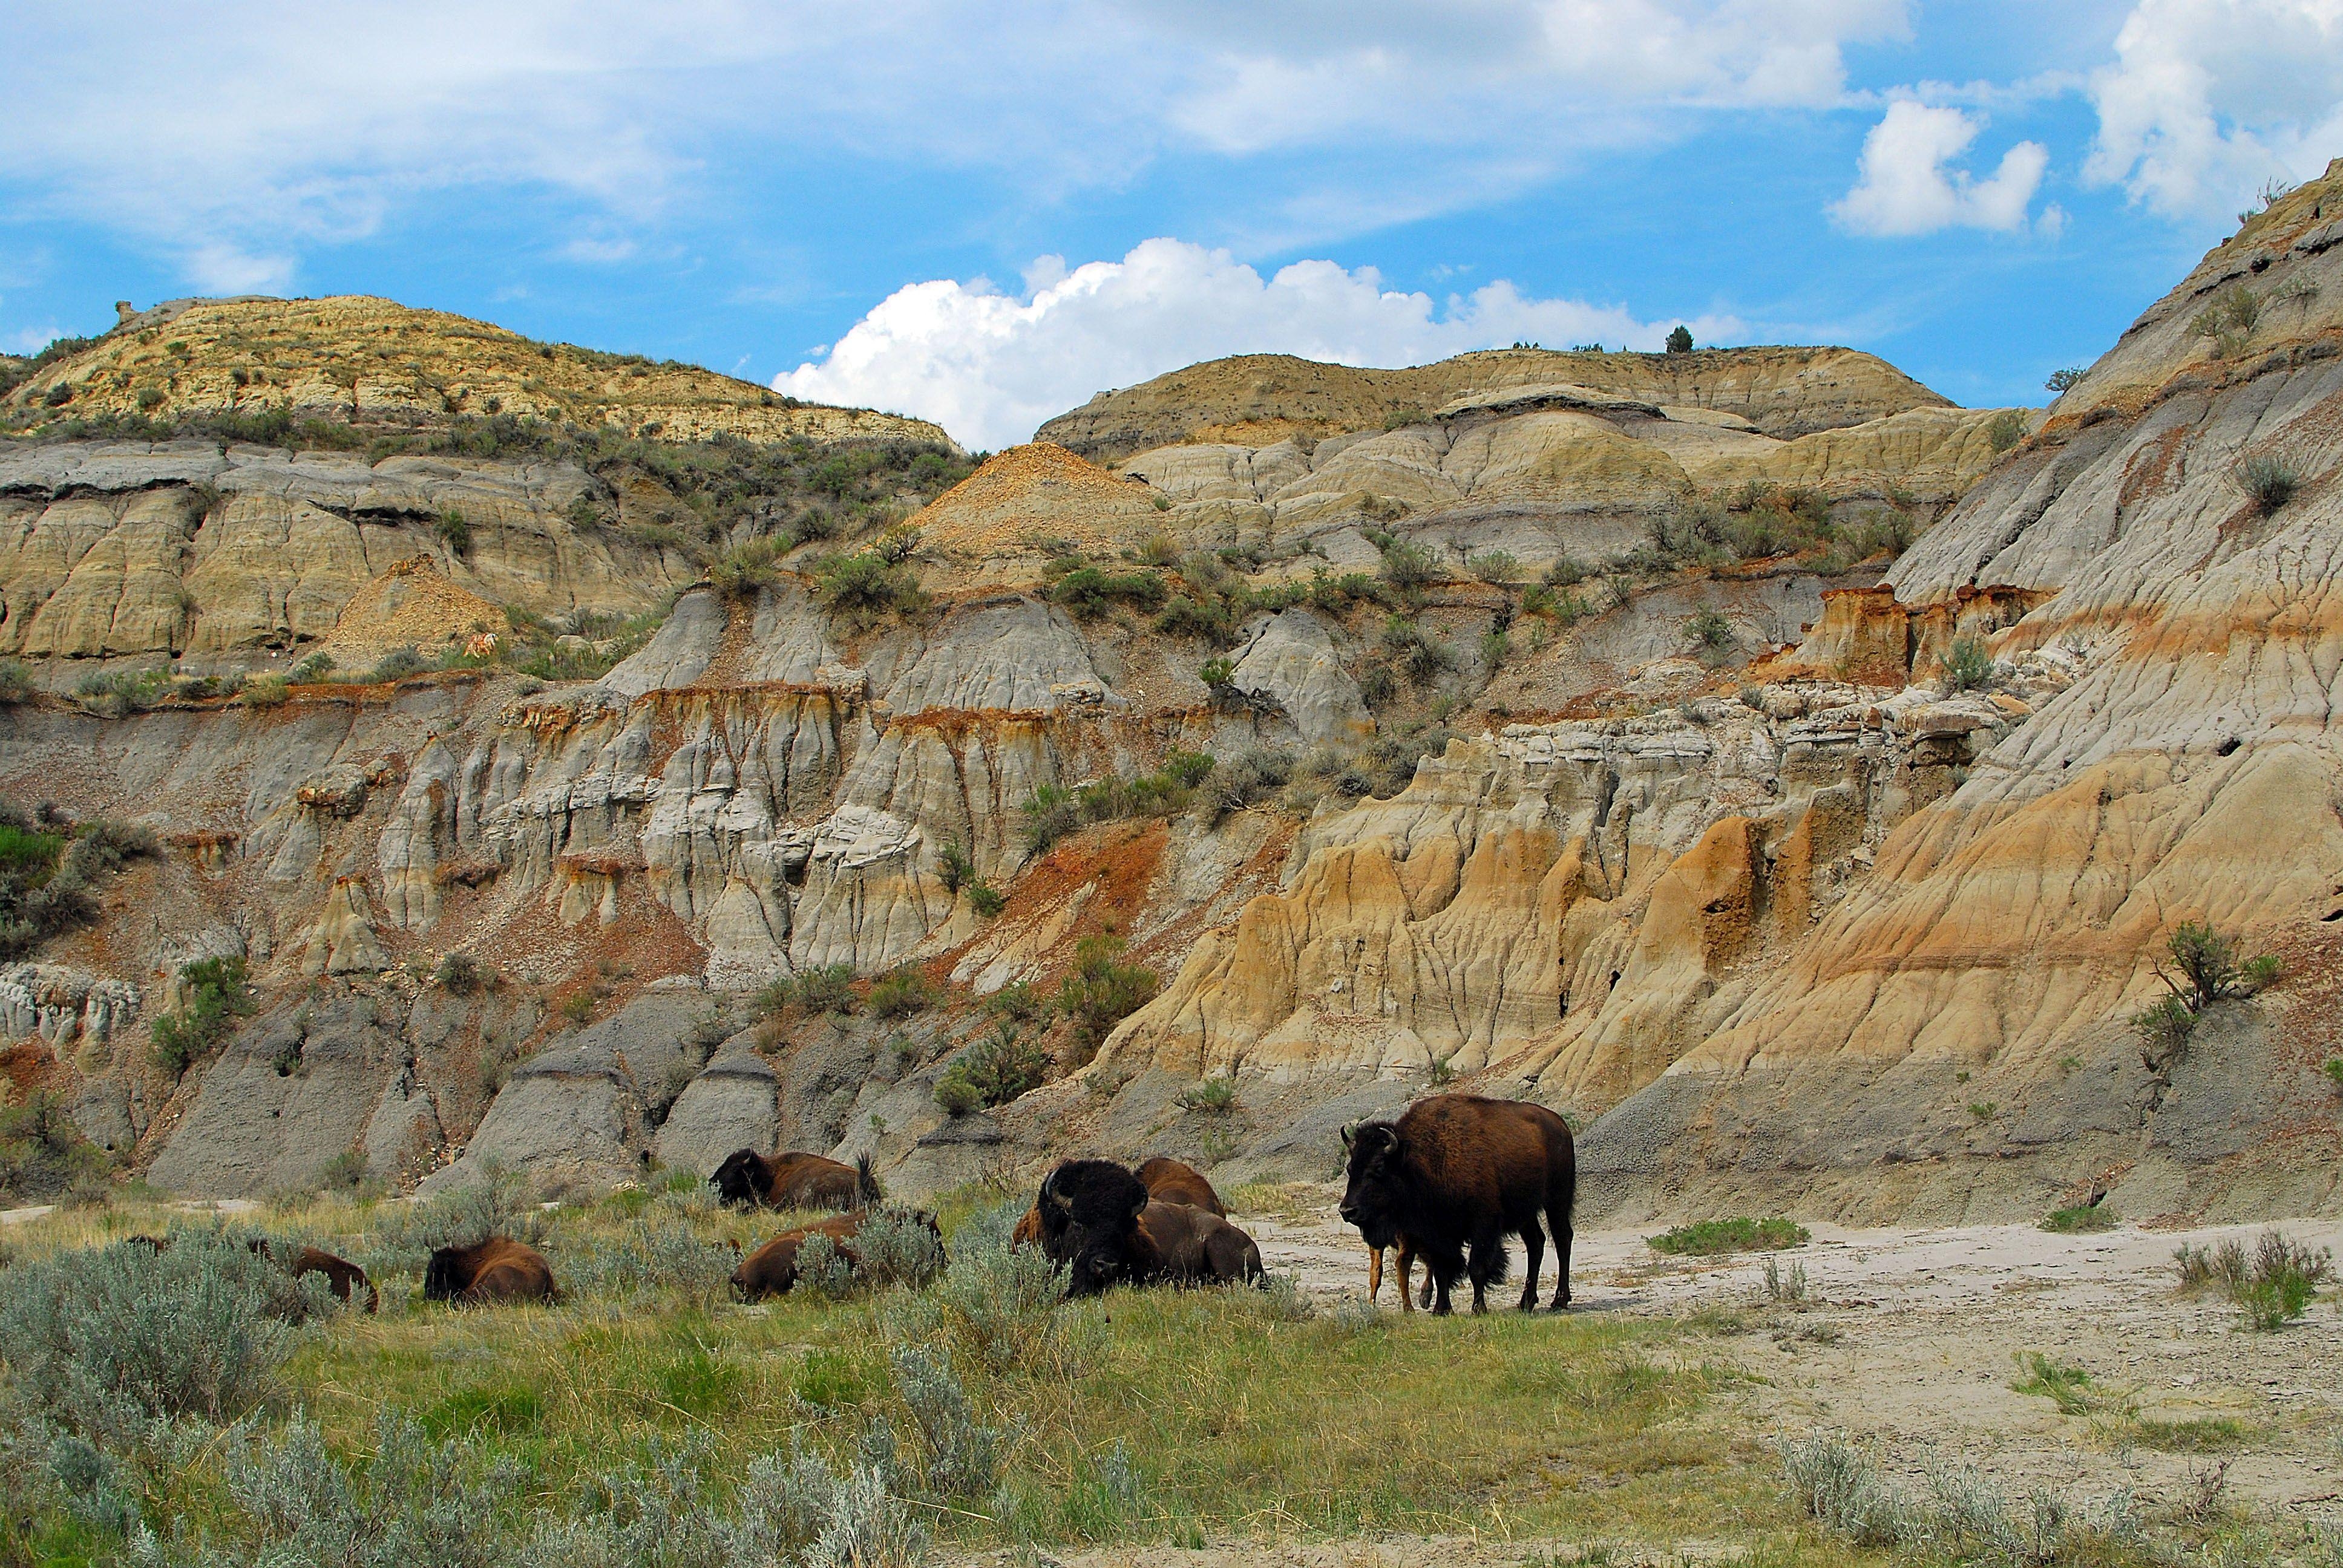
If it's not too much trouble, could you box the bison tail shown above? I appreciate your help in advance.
[855,1153,883,1209]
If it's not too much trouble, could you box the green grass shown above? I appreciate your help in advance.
[2010,1352,2118,1417]
[2040,1203,2119,1233]
[0,1186,1801,1560]
[1645,1217,1810,1256]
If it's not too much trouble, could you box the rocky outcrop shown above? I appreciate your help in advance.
[1038,345,1955,463]
[13,211,2338,1229]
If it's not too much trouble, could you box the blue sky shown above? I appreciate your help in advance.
[4,2,2340,449]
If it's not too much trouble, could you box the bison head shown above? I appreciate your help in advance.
[1037,1158,1150,1297]
[709,1149,770,1209]
[1337,1120,1408,1248]
[421,1246,466,1302]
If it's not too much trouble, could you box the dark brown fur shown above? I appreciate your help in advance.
[249,1238,377,1311]
[422,1238,557,1305]
[1135,1156,1227,1216]
[728,1209,939,1301]
[1340,1094,1575,1315]
[1132,1201,1262,1285]
[1012,1155,1227,1248]
[710,1149,880,1211]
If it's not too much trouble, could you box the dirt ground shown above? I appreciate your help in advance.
[1244,1192,2342,1505]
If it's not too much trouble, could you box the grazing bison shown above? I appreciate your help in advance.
[1034,1158,1261,1295]
[422,1238,557,1305]
[1135,1155,1226,1215]
[729,1209,941,1301]
[1339,1094,1575,1315]
[710,1149,880,1211]
[249,1238,378,1311]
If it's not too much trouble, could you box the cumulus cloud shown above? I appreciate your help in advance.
[2085,0,2343,218]
[774,238,1739,451]
[1832,102,2049,236]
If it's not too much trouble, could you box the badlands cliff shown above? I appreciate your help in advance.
[4,171,2341,1227]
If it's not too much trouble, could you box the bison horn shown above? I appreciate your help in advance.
[1340,1123,1357,1149]
[1042,1171,1072,1214]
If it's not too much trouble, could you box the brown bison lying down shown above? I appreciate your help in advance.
[423,1238,558,1305]
[1033,1158,1262,1296]
[710,1149,880,1211]
[1013,1154,1225,1247]
[729,1209,942,1301]
[126,1235,379,1312]
[1340,1093,1575,1315]
[251,1238,378,1311]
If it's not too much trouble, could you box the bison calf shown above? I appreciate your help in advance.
[1340,1093,1575,1315]
[423,1238,557,1305]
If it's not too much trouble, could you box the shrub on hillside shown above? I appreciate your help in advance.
[868,966,937,1020]
[0,806,160,961]
[0,658,31,705]
[1941,635,1997,692]
[1058,933,1157,1055]
[814,549,928,627]
[2131,920,2281,1077]
[1665,325,1694,354]
[151,956,257,1077]
[2234,451,2301,514]
[934,1024,1048,1116]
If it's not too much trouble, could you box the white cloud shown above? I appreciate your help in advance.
[0,2,1910,288]
[2085,0,2343,219]
[1832,101,2048,236]
[773,237,1740,451]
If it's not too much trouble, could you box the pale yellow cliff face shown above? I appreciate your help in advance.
[2,294,957,449]
[5,221,2339,1227]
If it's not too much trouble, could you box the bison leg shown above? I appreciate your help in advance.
[1465,1226,1507,1316]
[1397,1244,1420,1313]
[1548,1207,1574,1310]
[1367,1245,1384,1303]
[1517,1219,1544,1312]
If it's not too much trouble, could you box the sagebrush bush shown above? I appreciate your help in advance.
[128,1410,514,1568]
[551,1204,735,1308]
[0,658,32,704]
[1941,635,1997,692]
[854,1210,946,1292]
[1057,935,1156,1054]
[879,1201,1084,1378]
[934,1024,1048,1115]
[891,1345,1011,1501]
[2234,452,2301,514]
[0,1233,317,1446]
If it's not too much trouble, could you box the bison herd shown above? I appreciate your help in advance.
[157,1093,1573,1319]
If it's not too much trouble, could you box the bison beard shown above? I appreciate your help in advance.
[1033,1159,1263,1295]
[1339,1094,1575,1315]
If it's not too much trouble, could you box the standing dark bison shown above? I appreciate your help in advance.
[1033,1158,1262,1295]
[710,1149,879,1211]
[1339,1094,1575,1315]
[422,1238,558,1305]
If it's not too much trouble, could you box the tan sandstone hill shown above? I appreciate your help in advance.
[1035,344,1954,462]
[1,294,955,448]
[5,204,2332,1236]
